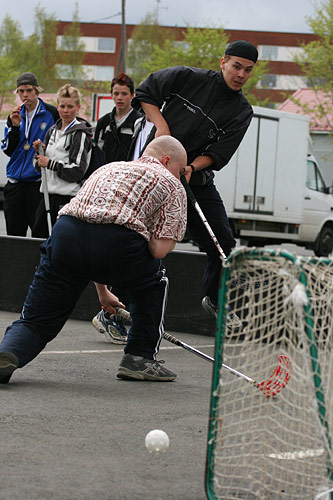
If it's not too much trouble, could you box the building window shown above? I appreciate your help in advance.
[56,64,89,80]
[260,74,277,88]
[260,45,278,60]
[57,36,116,53]
[97,38,116,52]
[57,36,66,49]
[306,160,326,192]
[95,66,114,81]
[56,64,114,82]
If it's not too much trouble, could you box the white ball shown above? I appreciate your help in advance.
[145,429,169,454]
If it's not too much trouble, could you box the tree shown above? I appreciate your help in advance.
[0,55,17,116]
[143,26,268,106]
[0,8,58,92]
[24,6,58,91]
[126,7,175,87]
[0,14,26,75]
[145,26,229,72]
[0,15,28,115]
[293,0,333,130]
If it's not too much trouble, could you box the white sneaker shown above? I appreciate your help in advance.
[92,310,128,344]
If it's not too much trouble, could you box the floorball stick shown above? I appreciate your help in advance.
[39,145,52,236]
[180,176,227,262]
[114,307,292,397]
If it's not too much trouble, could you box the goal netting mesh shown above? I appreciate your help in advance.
[206,247,333,500]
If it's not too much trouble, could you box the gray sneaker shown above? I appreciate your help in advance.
[0,352,19,384]
[201,296,218,318]
[201,296,242,329]
[117,354,177,382]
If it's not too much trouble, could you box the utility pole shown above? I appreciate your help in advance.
[116,0,126,74]
[121,0,126,72]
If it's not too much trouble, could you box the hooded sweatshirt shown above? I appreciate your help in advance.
[37,117,92,197]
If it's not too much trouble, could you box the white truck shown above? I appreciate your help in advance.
[214,106,333,257]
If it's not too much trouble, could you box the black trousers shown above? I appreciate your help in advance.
[0,215,168,368]
[33,193,73,238]
[3,180,42,237]
[187,183,236,304]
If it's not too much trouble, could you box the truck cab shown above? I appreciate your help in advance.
[214,106,333,257]
[302,155,333,256]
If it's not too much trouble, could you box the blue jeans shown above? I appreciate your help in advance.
[0,215,168,367]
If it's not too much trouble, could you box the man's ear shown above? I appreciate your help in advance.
[161,155,171,167]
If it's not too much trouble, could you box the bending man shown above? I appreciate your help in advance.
[0,136,187,384]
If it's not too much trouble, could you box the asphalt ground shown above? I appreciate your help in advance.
[0,209,316,500]
[0,310,215,500]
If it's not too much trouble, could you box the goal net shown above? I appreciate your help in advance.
[206,247,333,500]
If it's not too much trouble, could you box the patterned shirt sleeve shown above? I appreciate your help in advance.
[149,183,187,241]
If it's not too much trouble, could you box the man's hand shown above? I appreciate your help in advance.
[182,156,215,183]
[94,283,126,315]
[32,140,48,168]
[33,139,43,152]
[183,165,194,183]
[9,106,22,127]
[36,155,49,168]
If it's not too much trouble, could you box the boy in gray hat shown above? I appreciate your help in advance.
[1,72,59,237]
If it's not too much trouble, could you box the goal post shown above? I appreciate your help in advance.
[205,248,333,500]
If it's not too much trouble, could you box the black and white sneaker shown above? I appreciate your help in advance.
[92,310,128,344]
[0,352,19,384]
[201,296,242,329]
[117,354,177,382]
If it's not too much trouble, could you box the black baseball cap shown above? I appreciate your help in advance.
[16,72,39,87]
[225,40,258,63]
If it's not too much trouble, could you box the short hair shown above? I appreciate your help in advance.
[57,83,81,105]
[15,85,43,95]
[111,73,134,94]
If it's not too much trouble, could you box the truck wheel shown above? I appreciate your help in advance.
[314,227,333,257]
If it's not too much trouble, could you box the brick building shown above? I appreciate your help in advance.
[56,22,317,106]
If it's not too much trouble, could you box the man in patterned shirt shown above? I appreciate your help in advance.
[0,136,187,385]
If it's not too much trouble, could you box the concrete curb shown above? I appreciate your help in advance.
[0,235,216,336]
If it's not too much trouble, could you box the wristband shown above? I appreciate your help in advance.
[189,164,195,173]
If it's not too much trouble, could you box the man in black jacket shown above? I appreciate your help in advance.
[132,40,258,323]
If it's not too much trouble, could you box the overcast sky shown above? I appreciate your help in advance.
[1,0,317,36]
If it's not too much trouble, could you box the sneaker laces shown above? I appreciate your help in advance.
[148,359,166,370]
[114,318,127,336]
